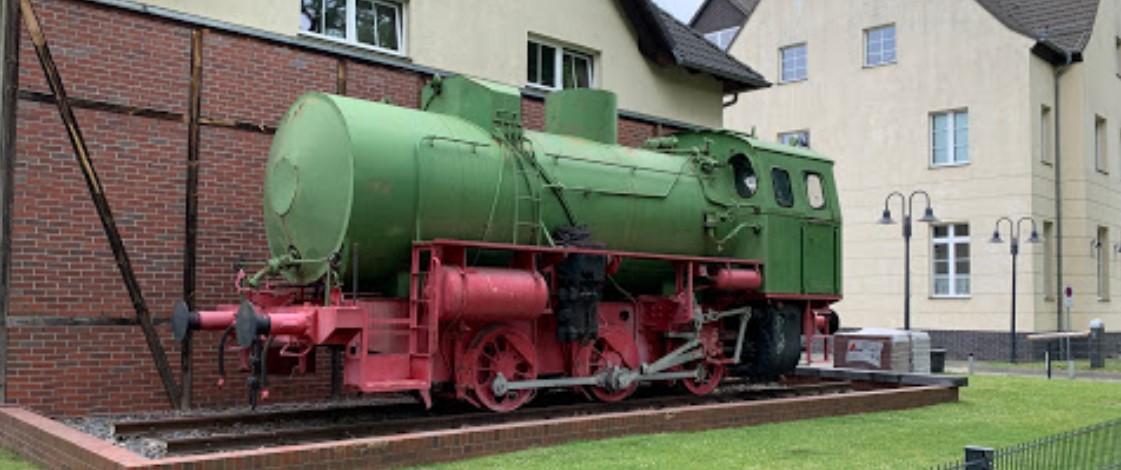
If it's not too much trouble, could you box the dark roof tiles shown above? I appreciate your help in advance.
[701,0,1100,57]
[653,7,769,90]
[974,0,1100,53]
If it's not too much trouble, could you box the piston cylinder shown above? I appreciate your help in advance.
[440,267,548,321]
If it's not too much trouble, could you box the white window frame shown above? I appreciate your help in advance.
[930,109,969,167]
[864,24,896,67]
[527,38,595,91]
[778,130,810,148]
[931,224,970,298]
[1043,220,1054,300]
[1097,226,1110,301]
[1095,115,1108,174]
[704,26,741,51]
[299,0,406,57]
[1115,36,1121,78]
[779,44,807,83]
[1040,105,1052,165]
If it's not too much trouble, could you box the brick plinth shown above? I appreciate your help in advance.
[0,385,959,470]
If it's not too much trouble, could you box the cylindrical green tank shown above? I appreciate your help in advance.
[262,77,727,289]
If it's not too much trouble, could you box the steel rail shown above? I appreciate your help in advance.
[112,396,418,438]
[159,381,852,455]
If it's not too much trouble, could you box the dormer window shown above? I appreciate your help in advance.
[704,26,741,51]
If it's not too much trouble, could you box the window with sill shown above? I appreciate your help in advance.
[1097,226,1110,300]
[932,224,970,297]
[527,40,594,90]
[864,24,896,67]
[1095,115,1107,173]
[778,130,810,148]
[779,44,807,83]
[931,110,968,166]
[300,0,403,53]
[1040,105,1052,164]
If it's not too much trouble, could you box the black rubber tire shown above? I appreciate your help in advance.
[739,304,803,382]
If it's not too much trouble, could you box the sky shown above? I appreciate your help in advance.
[652,0,703,22]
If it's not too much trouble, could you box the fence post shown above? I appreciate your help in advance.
[964,446,994,470]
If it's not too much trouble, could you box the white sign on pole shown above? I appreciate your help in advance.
[1063,286,1074,310]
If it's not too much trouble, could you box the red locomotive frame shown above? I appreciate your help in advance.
[177,239,838,412]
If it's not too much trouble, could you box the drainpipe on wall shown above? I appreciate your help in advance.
[722,92,739,108]
[1042,38,1074,332]
[0,0,21,404]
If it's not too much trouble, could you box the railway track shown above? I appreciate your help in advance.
[113,381,851,456]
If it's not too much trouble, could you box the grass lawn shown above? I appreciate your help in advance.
[0,449,37,470]
[413,375,1121,470]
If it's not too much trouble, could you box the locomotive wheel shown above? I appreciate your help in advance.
[682,361,725,396]
[740,304,803,382]
[463,326,538,412]
[681,325,725,396]
[575,327,640,402]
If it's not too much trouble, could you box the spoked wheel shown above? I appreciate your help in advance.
[682,361,725,396]
[463,326,538,412]
[574,327,640,402]
[681,325,725,396]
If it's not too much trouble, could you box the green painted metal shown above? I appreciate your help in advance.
[420,75,522,133]
[261,76,843,297]
[545,88,617,144]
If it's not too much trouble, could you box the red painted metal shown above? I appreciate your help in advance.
[428,238,763,268]
[707,268,762,291]
[187,238,843,412]
[461,325,538,412]
[439,267,549,322]
[574,326,640,402]
[196,309,236,330]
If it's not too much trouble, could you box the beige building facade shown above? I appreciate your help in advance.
[708,0,1119,351]
[125,0,755,128]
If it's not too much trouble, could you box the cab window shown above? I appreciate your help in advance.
[772,168,793,207]
[806,173,826,209]
[729,154,757,198]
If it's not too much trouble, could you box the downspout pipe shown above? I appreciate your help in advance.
[722,92,739,108]
[1039,37,1074,332]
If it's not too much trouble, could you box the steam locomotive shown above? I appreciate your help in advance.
[172,75,842,411]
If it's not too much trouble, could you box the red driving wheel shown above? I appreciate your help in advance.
[463,326,538,412]
[682,325,725,396]
[574,327,640,402]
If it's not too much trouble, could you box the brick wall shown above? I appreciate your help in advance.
[5,0,677,416]
[0,385,959,469]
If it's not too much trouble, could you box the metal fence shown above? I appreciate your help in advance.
[930,417,1121,469]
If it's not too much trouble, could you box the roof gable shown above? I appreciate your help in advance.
[691,0,759,35]
[975,0,1099,62]
[616,0,770,92]
[702,0,1099,65]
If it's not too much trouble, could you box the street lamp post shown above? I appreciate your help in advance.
[878,191,937,331]
[990,217,1041,363]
